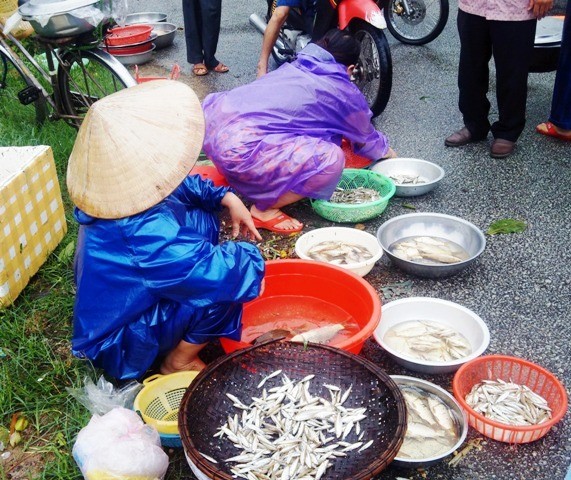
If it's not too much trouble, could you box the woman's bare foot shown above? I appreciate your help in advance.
[160,340,207,374]
[536,121,571,141]
[160,356,206,375]
[250,206,302,231]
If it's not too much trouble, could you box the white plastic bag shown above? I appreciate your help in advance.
[73,407,169,480]
[66,376,142,416]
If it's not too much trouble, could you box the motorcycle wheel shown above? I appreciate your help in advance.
[384,0,449,45]
[350,20,392,118]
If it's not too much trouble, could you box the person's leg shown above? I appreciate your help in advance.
[548,0,571,131]
[457,10,493,139]
[182,0,205,65]
[160,340,207,374]
[490,18,536,142]
[311,0,338,41]
[200,0,224,69]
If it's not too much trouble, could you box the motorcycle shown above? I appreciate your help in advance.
[380,0,449,45]
[249,0,393,117]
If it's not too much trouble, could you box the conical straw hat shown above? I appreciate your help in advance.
[67,80,205,219]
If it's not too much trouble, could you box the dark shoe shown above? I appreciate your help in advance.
[490,138,515,158]
[445,127,475,147]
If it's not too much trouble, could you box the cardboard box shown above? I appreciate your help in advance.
[0,146,67,307]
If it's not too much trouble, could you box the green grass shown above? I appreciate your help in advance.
[1,70,90,479]
[1,67,191,479]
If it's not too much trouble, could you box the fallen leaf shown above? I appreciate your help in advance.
[401,203,416,210]
[57,241,76,263]
[354,224,366,230]
[487,219,527,235]
[9,431,21,447]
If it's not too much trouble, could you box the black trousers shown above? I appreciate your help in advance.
[182,0,222,67]
[311,0,338,41]
[457,10,537,142]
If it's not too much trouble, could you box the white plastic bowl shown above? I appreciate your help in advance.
[370,158,444,197]
[184,451,210,480]
[373,297,490,373]
[294,227,383,277]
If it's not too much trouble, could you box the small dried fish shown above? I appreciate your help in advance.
[307,240,373,265]
[390,236,470,265]
[389,173,427,185]
[216,372,372,480]
[330,187,381,204]
[384,320,472,362]
[465,379,552,426]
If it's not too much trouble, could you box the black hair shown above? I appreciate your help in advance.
[314,28,361,67]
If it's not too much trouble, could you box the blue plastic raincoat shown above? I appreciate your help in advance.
[71,175,265,380]
[202,43,390,211]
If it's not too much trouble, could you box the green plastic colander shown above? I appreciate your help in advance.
[311,169,396,223]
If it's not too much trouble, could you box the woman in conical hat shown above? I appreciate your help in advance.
[67,81,265,380]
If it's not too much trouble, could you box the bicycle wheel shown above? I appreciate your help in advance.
[57,48,136,128]
[350,20,393,118]
[0,42,49,124]
[384,0,449,45]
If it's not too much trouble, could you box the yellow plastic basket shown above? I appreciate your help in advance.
[0,0,17,15]
[134,371,200,435]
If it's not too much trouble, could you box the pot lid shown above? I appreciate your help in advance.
[19,0,99,17]
[535,16,564,45]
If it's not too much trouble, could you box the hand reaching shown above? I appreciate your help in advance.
[221,192,262,241]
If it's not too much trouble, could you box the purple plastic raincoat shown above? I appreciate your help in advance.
[202,43,389,211]
[71,175,265,380]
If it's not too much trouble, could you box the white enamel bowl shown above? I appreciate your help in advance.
[295,227,383,277]
[373,297,490,374]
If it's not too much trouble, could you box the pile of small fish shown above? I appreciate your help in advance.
[398,386,459,459]
[307,240,374,265]
[390,236,469,265]
[465,379,552,426]
[329,187,381,204]
[384,320,472,362]
[209,371,372,480]
[389,173,427,185]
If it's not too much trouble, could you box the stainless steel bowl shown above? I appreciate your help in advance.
[124,12,167,24]
[369,158,445,197]
[373,297,490,374]
[111,43,155,66]
[390,376,468,468]
[376,213,486,278]
[146,22,176,49]
[22,11,98,37]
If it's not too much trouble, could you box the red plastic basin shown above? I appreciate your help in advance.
[191,164,229,187]
[220,259,381,355]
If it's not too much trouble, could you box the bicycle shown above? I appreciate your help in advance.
[0,19,136,128]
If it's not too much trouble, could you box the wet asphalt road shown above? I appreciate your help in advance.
[130,0,570,478]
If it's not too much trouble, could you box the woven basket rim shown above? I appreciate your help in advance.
[179,340,407,480]
[311,168,396,211]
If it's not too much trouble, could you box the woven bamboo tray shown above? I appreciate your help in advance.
[179,341,407,480]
